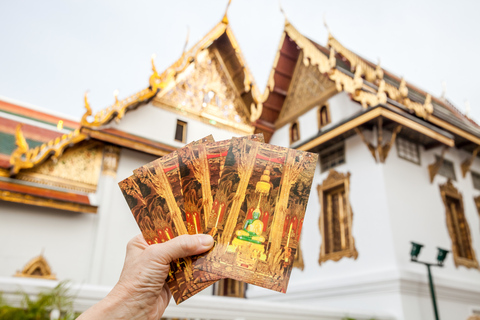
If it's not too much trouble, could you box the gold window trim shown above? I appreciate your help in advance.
[439,180,479,269]
[175,120,188,143]
[213,279,246,298]
[289,120,300,145]
[317,103,331,129]
[318,169,358,264]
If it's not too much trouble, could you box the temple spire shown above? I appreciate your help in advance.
[222,0,232,24]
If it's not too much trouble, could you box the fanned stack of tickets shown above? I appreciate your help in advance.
[119,133,317,304]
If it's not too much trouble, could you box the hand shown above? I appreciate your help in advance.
[78,233,214,320]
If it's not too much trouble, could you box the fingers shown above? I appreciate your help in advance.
[148,234,214,265]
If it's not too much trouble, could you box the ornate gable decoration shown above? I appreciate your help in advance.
[14,255,56,280]
[154,49,254,134]
[276,51,337,128]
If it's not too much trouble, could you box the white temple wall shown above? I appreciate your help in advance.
[112,103,243,147]
[327,92,362,124]
[249,134,399,308]
[0,201,96,283]
[381,139,480,318]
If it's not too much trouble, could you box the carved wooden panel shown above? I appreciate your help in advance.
[276,51,336,128]
[18,141,103,193]
[439,180,479,269]
[318,170,358,264]
[155,49,254,134]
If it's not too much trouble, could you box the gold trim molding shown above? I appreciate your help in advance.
[318,170,358,264]
[439,180,479,269]
[14,255,56,280]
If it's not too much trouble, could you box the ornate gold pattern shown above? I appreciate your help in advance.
[354,120,402,163]
[282,21,434,119]
[102,145,121,177]
[439,180,479,269]
[428,146,448,183]
[317,170,358,264]
[10,124,87,176]
[0,190,97,213]
[17,142,104,193]
[14,255,56,280]
[461,146,480,178]
[155,50,255,134]
[276,51,336,128]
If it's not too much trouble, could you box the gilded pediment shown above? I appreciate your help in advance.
[15,255,56,280]
[153,49,254,134]
[275,52,337,128]
[17,141,104,193]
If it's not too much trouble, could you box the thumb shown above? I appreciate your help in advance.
[149,234,214,265]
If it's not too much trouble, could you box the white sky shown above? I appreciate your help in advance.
[1,0,480,123]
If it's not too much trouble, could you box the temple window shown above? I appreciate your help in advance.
[174,120,187,143]
[290,121,300,144]
[396,137,420,165]
[318,103,330,129]
[437,156,456,180]
[213,279,246,298]
[318,170,358,264]
[439,180,479,269]
[471,171,480,190]
[319,142,345,173]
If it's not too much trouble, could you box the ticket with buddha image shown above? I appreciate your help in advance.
[118,175,214,304]
[193,137,318,293]
[132,149,223,301]
[183,134,265,283]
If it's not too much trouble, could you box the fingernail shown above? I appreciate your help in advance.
[197,234,214,247]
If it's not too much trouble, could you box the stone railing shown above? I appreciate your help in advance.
[0,277,394,320]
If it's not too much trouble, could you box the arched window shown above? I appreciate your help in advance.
[290,121,300,144]
[318,104,330,129]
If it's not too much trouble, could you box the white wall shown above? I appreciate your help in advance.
[112,103,243,148]
[0,201,96,283]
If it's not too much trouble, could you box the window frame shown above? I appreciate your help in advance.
[436,156,457,181]
[174,120,188,143]
[439,180,479,269]
[396,137,421,165]
[317,170,358,265]
[317,103,331,129]
[319,142,346,173]
[289,120,300,145]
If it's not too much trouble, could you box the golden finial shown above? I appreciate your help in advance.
[151,54,158,75]
[182,27,190,55]
[465,100,471,117]
[15,124,29,154]
[56,120,63,131]
[375,58,384,80]
[222,0,232,24]
[323,13,332,38]
[441,81,447,100]
[399,77,408,98]
[81,91,92,125]
[279,0,288,25]
[113,89,119,104]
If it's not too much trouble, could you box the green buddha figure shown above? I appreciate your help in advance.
[235,206,265,244]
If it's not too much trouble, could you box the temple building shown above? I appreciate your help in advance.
[1,8,480,320]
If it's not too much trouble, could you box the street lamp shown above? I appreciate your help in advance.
[409,242,449,320]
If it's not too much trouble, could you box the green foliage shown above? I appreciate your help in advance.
[0,281,77,320]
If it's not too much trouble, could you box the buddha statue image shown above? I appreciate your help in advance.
[227,164,272,264]
[235,205,265,244]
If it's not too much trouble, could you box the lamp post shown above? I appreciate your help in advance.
[410,242,449,320]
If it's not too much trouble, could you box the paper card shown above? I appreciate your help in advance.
[133,153,222,297]
[188,133,264,283]
[117,176,214,304]
[194,138,318,293]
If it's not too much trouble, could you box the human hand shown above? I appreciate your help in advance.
[78,233,214,320]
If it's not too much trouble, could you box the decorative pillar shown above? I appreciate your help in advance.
[88,145,121,284]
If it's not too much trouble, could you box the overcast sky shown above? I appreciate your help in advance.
[1,0,480,123]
